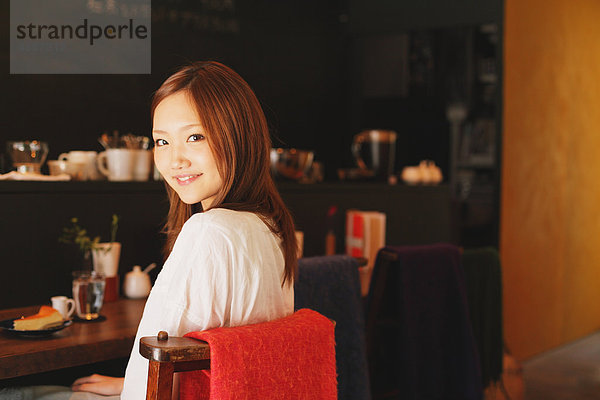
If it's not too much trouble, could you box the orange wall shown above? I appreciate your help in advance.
[502,0,600,359]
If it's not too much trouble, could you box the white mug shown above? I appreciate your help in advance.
[97,149,135,181]
[58,151,100,180]
[51,295,75,320]
[133,150,153,181]
[47,159,86,180]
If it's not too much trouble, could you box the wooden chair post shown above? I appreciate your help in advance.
[146,360,174,400]
[140,330,211,400]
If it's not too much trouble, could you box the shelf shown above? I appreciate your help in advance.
[0,180,166,194]
[0,180,449,195]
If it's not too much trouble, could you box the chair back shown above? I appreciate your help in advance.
[461,247,503,388]
[295,255,371,400]
[179,308,337,400]
[366,244,482,399]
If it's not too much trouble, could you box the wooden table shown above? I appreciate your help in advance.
[0,298,145,380]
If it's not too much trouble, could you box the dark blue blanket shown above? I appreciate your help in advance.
[295,255,371,400]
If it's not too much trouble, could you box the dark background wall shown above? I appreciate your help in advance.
[0,0,504,309]
[2,0,350,180]
[2,0,502,180]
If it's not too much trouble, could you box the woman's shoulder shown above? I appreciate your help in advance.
[182,208,265,235]
[173,208,278,260]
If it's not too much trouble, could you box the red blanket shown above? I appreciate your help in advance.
[179,309,337,400]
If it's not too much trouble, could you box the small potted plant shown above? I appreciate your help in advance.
[59,214,120,275]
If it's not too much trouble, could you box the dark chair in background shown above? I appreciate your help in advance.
[295,255,371,400]
[461,247,504,389]
[366,244,483,400]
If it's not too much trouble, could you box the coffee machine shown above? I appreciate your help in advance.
[352,130,397,181]
[7,141,49,174]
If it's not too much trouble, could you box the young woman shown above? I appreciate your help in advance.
[70,61,298,398]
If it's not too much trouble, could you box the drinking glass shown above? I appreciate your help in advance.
[72,270,106,320]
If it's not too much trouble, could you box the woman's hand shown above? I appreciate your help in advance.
[71,374,124,396]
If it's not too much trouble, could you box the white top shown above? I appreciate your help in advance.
[120,208,294,400]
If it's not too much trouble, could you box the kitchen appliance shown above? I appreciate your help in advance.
[352,130,397,181]
[6,141,49,174]
[270,148,314,181]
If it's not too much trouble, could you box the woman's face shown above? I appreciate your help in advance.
[152,91,223,209]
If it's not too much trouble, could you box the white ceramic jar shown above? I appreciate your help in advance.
[123,265,151,299]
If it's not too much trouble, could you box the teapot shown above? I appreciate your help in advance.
[124,264,155,299]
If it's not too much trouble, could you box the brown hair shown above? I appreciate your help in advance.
[151,61,297,286]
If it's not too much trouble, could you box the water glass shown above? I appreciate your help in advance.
[72,270,106,320]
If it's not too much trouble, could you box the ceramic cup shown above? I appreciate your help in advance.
[58,151,100,180]
[133,149,152,181]
[51,295,75,320]
[47,160,69,176]
[47,160,86,180]
[97,149,135,181]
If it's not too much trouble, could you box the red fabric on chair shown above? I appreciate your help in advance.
[179,308,337,400]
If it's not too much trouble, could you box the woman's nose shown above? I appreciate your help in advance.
[170,145,190,169]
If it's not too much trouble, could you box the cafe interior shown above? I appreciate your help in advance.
[1,0,599,399]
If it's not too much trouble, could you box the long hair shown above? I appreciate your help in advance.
[151,61,297,286]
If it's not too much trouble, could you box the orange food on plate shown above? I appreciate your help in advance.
[13,305,63,331]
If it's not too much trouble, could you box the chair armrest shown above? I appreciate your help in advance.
[140,332,211,363]
[140,331,211,373]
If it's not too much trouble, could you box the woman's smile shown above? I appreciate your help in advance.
[174,173,202,185]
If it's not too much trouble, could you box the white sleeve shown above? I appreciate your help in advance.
[121,218,232,400]
[172,222,233,332]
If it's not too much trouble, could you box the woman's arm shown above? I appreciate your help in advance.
[71,374,124,396]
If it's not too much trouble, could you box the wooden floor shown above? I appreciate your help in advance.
[522,330,600,400]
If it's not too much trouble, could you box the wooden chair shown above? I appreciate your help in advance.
[140,255,365,400]
[140,330,210,400]
[140,312,336,400]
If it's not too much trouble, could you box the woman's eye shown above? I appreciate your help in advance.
[155,139,168,147]
[187,134,205,142]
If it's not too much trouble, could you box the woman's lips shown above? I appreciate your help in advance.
[174,174,201,185]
